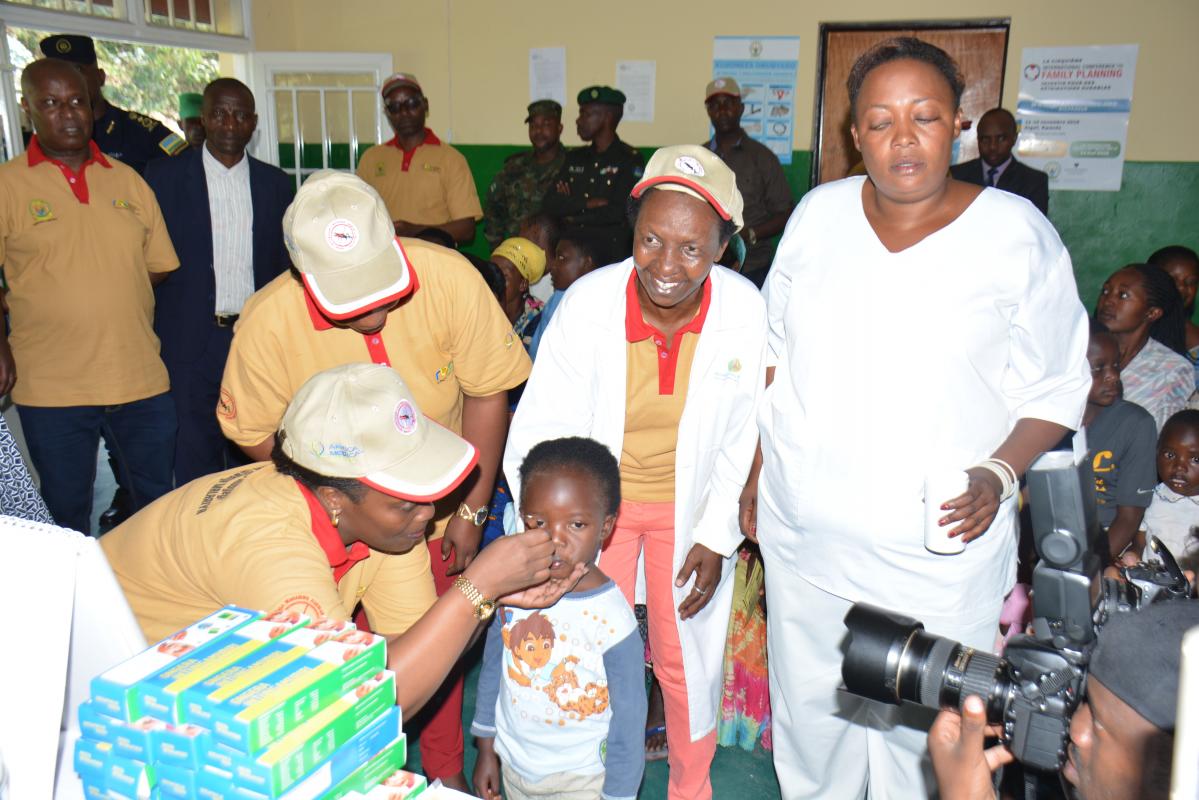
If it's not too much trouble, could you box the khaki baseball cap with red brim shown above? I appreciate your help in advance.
[283,170,415,320]
[631,144,745,232]
[279,363,478,502]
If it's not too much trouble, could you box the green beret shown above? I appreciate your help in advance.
[524,99,562,122]
[40,34,97,66]
[577,85,626,107]
[179,92,203,120]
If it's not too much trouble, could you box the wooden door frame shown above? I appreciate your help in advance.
[811,18,1011,186]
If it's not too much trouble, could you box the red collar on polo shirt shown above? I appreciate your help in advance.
[385,128,441,172]
[301,265,421,367]
[295,479,370,583]
[624,269,712,395]
[27,136,111,204]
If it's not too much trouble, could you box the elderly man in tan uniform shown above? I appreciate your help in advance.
[356,72,482,245]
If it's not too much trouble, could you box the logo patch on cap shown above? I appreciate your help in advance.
[325,219,359,252]
[56,39,72,54]
[714,79,726,88]
[675,156,705,177]
[394,400,417,435]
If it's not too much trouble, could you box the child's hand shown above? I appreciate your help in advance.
[473,739,503,800]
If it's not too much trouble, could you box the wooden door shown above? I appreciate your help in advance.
[813,22,1010,184]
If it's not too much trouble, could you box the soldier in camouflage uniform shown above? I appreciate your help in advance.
[542,86,644,261]
[484,100,565,248]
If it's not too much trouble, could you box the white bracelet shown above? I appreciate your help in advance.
[971,459,1017,502]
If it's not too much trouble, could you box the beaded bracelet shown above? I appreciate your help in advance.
[971,458,1018,502]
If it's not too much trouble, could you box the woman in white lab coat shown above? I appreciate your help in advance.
[504,145,766,800]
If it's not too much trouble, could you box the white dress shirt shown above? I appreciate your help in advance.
[202,145,254,315]
[758,177,1090,616]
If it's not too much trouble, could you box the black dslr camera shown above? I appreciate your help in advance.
[841,451,1192,772]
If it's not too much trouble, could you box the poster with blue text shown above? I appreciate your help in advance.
[712,36,800,164]
[1016,45,1138,191]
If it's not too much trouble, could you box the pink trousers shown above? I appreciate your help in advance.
[602,499,717,800]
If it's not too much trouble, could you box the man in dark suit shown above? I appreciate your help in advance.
[951,107,1049,216]
[145,78,293,485]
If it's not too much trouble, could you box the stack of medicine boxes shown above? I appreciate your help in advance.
[73,606,430,799]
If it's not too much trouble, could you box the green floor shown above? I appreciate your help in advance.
[405,644,781,799]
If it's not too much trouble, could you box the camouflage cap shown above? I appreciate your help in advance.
[524,99,562,123]
[577,85,626,107]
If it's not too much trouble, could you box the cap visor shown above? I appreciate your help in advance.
[632,176,733,221]
[359,418,479,502]
[302,238,414,320]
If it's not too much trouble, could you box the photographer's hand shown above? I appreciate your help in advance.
[929,696,1011,800]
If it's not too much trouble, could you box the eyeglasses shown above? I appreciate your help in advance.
[385,98,424,114]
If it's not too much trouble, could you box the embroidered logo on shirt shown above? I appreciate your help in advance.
[433,361,454,383]
[375,163,386,177]
[112,199,132,210]
[325,219,360,252]
[217,388,237,419]
[29,199,54,223]
[422,164,441,173]
[394,400,418,435]
[728,358,742,373]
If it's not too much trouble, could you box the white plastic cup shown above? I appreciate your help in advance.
[925,470,970,555]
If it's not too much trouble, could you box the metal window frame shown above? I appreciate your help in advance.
[0,0,252,53]
[248,51,394,191]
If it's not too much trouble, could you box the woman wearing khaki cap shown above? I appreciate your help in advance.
[218,170,530,787]
[505,144,767,799]
[103,363,581,719]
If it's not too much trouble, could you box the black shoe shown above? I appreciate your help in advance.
[98,489,132,533]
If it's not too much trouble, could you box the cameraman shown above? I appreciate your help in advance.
[930,601,1199,800]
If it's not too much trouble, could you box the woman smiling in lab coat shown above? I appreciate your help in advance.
[504,145,766,800]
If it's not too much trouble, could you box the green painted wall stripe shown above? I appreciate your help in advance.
[285,143,1197,314]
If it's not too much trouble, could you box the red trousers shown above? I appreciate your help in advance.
[413,538,465,779]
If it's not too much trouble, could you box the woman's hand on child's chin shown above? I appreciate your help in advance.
[500,562,588,609]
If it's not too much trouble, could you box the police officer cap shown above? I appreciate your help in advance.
[524,99,562,123]
[40,34,97,66]
[577,85,626,107]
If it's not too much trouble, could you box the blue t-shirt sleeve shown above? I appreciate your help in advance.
[470,615,504,738]
[600,629,647,800]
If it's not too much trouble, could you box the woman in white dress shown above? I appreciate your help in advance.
[742,37,1090,798]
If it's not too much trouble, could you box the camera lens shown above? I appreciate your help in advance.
[843,603,1007,717]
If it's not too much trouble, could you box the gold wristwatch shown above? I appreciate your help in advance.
[453,575,496,621]
[457,502,488,527]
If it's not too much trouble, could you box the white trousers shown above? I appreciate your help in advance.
[760,519,1003,798]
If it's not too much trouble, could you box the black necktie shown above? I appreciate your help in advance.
[987,166,999,187]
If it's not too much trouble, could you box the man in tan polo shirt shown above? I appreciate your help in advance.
[0,59,178,534]
[356,73,482,245]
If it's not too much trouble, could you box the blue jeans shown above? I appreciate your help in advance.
[17,393,176,535]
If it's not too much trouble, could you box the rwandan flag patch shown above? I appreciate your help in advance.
[159,132,187,156]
